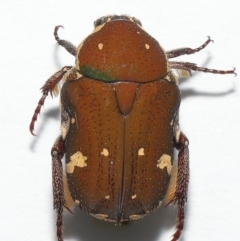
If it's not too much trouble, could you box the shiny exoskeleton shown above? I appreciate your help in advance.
[30,15,236,241]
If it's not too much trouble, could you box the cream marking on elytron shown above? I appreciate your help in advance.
[105,195,110,200]
[138,148,144,156]
[145,44,150,49]
[158,200,163,207]
[101,148,109,156]
[98,43,103,50]
[164,161,178,204]
[60,106,70,140]
[91,214,108,220]
[170,119,174,126]
[66,151,87,173]
[131,194,137,199]
[71,118,75,124]
[156,154,172,175]
[75,199,80,205]
[63,174,74,209]
[129,214,146,220]
[176,129,181,143]
[60,125,68,140]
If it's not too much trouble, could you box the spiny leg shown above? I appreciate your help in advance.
[167,132,189,241]
[170,61,236,75]
[52,136,71,241]
[166,37,213,59]
[54,25,77,56]
[29,66,72,135]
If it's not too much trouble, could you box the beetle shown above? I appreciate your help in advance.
[30,15,236,241]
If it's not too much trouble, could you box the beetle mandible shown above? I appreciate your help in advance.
[30,15,236,241]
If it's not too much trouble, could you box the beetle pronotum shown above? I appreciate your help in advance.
[30,15,236,241]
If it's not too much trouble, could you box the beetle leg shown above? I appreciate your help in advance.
[172,132,189,241]
[54,25,77,56]
[166,131,189,241]
[166,37,213,59]
[29,66,72,135]
[169,61,236,75]
[52,135,71,241]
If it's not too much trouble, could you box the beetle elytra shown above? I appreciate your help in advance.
[30,15,236,241]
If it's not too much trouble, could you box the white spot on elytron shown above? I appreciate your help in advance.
[138,148,144,156]
[75,199,80,205]
[158,201,162,207]
[137,31,140,34]
[156,154,172,175]
[101,148,109,156]
[66,151,87,173]
[91,213,108,220]
[105,195,110,199]
[129,214,146,220]
[170,119,174,126]
[71,118,75,124]
[145,44,150,49]
[185,140,189,146]
[98,43,103,50]
[131,194,137,199]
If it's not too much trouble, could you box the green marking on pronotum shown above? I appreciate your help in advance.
[80,66,114,82]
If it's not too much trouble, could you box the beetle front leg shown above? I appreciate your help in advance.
[166,37,213,59]
[51,135,70,241]
[29,66,72,135]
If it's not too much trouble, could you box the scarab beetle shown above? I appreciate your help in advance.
[30,15,236,241]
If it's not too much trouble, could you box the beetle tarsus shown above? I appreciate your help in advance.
[171,208,184,241]
[54,25,77,56]
[52,136,66,241]
[166,36,213,59]
[29,66,72,135]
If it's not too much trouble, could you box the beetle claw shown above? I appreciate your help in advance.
[207,36,214,43]
[233,67,237,76]
[54,25,64,42]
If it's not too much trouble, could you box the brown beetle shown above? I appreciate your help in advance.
[30,15,236,241]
